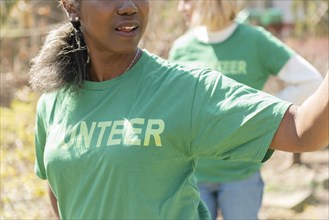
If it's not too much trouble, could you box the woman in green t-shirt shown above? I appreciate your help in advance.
[29,0,328,219]
[169,0,323,219]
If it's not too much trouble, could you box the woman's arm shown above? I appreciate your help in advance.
[48,183,60,219]
[275,54,323,105]
[271,73,329,152]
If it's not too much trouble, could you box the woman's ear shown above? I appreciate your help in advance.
[61,0,76,15]
[61,0,79,21]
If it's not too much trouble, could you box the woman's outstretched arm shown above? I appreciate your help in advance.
[271,73,329,152]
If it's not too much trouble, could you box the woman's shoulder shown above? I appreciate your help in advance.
[35,92,55,116]
[36,89,67,111]
[38,91,58,104]
[142,49,212,80]
[142,49,184,71]
[236,22,272,38]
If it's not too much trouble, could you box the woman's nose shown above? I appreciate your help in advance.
[117,0,138,15]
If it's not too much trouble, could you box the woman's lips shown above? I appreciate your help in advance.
[115,25,138,32]
[115,22,140,38]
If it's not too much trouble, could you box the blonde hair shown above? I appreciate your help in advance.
[191,0,243,31]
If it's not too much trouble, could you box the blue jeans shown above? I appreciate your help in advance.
[198,171,264,220]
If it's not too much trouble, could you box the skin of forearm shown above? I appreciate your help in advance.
[295,73,329,151]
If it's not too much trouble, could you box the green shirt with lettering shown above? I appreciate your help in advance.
[169,23,294,183]
[35,50,290,219]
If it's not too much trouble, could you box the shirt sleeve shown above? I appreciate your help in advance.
[257,27,294,76]
[34,96,48,180]
[190,70,291,163]
[275,54,323,105]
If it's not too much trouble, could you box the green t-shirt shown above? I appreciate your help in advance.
[35,50,290,219]
[169,23,294,90]
[169,23,293,182]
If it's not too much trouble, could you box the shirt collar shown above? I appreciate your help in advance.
[192,22,238,44]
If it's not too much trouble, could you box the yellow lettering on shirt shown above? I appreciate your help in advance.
[57,118,165,149]
[144,119,165,147]
[80,122,97,147]
[97,121,112,147]
[217,60,247,74]
[123,118,144,146]
[107,120,124,146]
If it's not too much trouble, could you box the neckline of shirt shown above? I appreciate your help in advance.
[83,49,146,91]
[192,22,238,44]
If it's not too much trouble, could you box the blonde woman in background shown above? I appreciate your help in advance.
[169,0,323,219]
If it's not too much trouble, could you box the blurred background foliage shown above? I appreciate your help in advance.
[0,0,328,219]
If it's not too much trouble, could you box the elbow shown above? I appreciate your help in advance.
[292,133,329,153]
[293,142,327,153]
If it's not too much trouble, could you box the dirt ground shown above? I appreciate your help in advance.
[260,149,329,220]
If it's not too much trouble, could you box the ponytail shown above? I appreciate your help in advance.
[29,21,89,94]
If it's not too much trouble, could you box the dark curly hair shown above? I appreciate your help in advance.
[29,0,88,93]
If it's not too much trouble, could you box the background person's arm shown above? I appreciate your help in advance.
[48,184,60,219]
[275,54,323,105]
